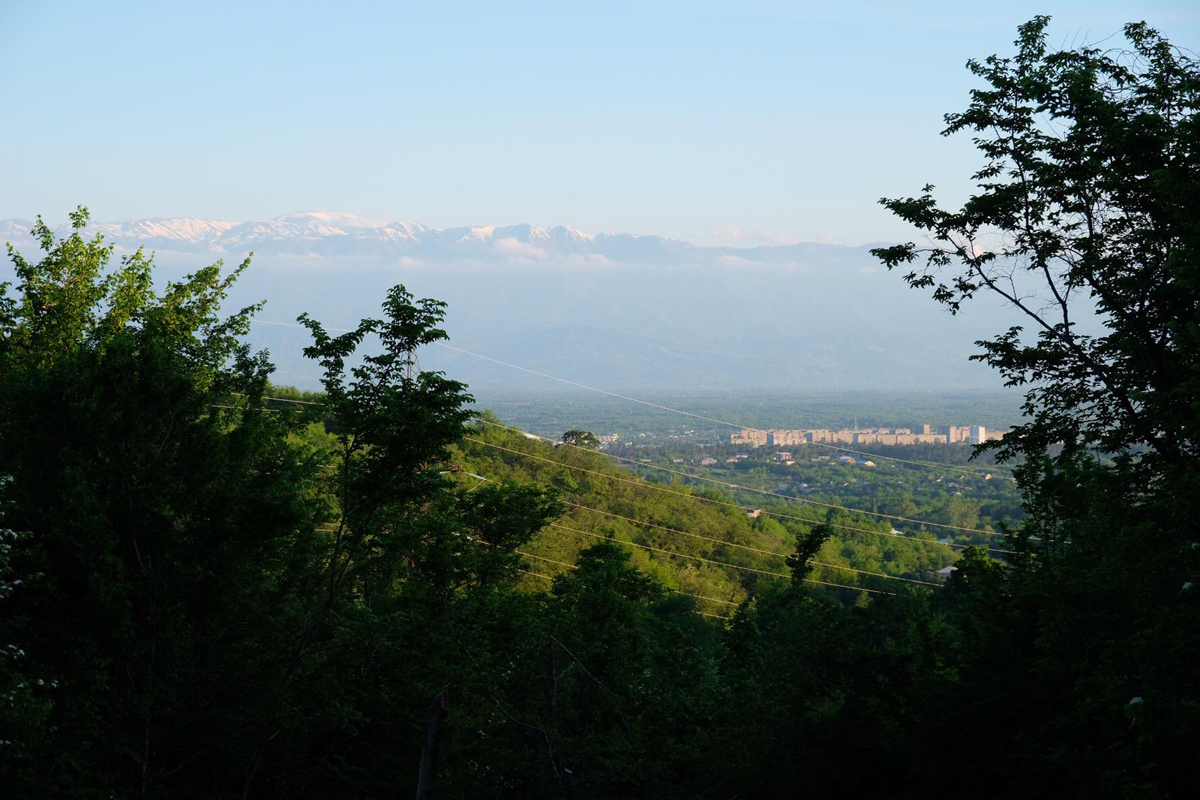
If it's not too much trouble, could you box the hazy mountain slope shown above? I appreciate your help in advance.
[1,212,1018,393]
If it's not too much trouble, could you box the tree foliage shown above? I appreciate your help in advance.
[873,17,1200,793]
[561,429,600,449]
[872,16,1198,475]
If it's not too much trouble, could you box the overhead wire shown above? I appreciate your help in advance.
[248,318,1013,476]
[547,521,896,596]
[224,395,1013,561]
[513,548,741,607]
[563,501,943,586]
[475,418,1016,539]
[237,392,326,406]
[516,565,734,620]
[240,323,1022,568]
[453,470,940,587]
[529,567,736,620]
[465,436,1015,554]
[316,483,898,600]
[516,550,579,571]
[429,339,1014,476]
[336,513,749,611]
[210,321,985,607]
[212,387,1009,547]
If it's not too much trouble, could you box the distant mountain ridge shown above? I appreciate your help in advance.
[0,210,1020,393]
[0,211,863,265]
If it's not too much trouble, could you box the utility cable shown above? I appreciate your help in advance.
[515,550,740,607]
[430,340,1013,476]
[247,318,1013,476]
[456,468,942,586]
[476,418,1013,538]
[562,501,943,587]
[465,436,1015,554]
[547,521,896,596]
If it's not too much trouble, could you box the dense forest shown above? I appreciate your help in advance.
[2,17,1198,799]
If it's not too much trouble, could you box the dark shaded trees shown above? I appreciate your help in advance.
[0,210,324,795]
[561,430,600,449]
[0,212,568,797]
[873,17,1200,795]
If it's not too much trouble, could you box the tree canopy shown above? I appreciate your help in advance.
[872,16,1198,476]
[873,17,1200,791]
[562,429,601,449]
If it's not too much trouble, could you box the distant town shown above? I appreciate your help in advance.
[728,424,1003,447]
[586,422,1007,454]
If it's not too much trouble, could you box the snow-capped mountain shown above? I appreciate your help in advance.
[0,210,1022,393]
[0,211,833,266]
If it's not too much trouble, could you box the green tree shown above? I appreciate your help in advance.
[0,209,324,796]
[872,16,1198,481]
[234,287,565,797]
[562,429,600,449]
[874,18,1200,794]
[0,212,570,798]
[785,522,834,585]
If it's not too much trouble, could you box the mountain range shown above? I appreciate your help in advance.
[2,211,1020,396]
[1,211,871,267]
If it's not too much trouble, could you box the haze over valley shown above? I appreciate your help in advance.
[2,211,1015,395]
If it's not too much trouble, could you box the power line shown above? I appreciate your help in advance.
[516,550,579,570]
[246,399,1006,540]
[547,521,896,596]
[458,468,941,586]
[247,318,1013,476]
[231,332,1019,554]
[231,403,1010,556]
[211,403,282,413]
[562,501,786,558]
[430,529,743,614]
[695,610,733,620]
[515,549,741,607]
[476,418,1012,539]
[312,458,913,599]
[563,501,943,587]
[322,476,938,589]
[515,568,732,620]
[244,394,1008,557]
[251,319,353,334]
[464,436,1015,554]
[673,590,740,607]
[277,394,981,543]
[452,525,749,609]
[238,392,325,406]
[518,568,553,581]
[430,340,1013,476]
[447,485,897,597]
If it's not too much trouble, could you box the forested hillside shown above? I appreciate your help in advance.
[454,418,953,608]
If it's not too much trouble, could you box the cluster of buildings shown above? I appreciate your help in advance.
[731,424,1002,447]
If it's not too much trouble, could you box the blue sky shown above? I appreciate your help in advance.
[2,1,1196,245]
